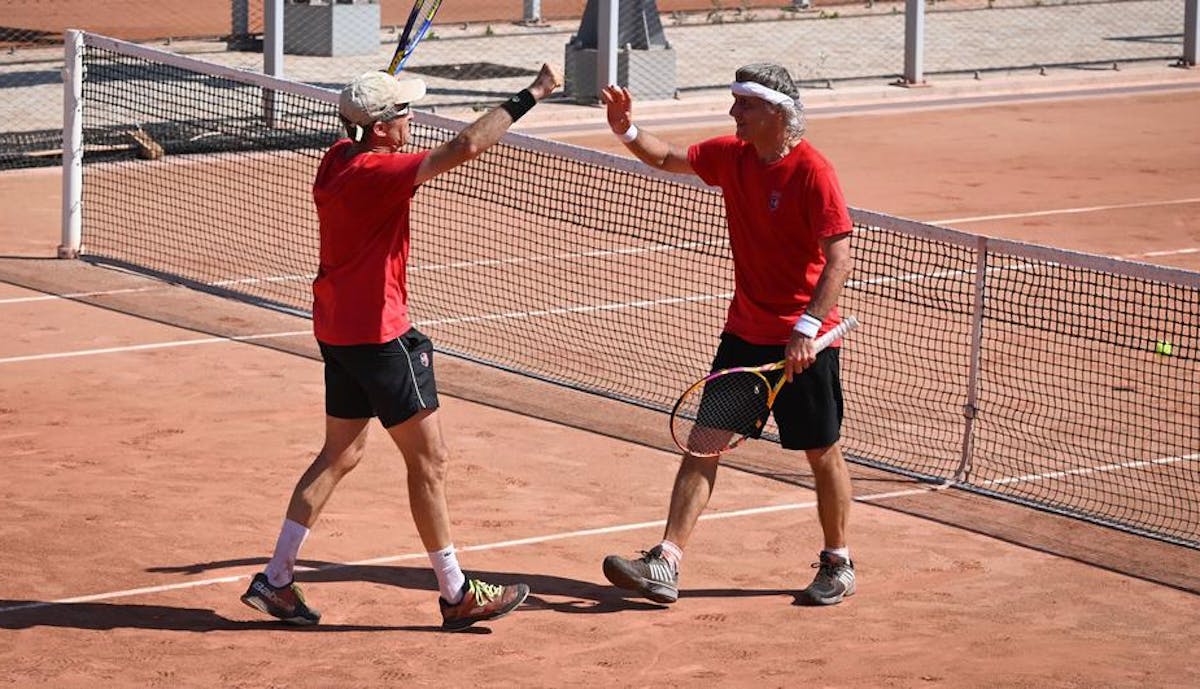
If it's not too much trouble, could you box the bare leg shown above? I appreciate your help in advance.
[662,454,721,548]
[805,444,851,549]
[386,409,453,551]
[285,416,371,527]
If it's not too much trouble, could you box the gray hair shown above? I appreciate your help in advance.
[735,63,806,139]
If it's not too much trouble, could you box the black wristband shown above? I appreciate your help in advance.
[500,89,537,122]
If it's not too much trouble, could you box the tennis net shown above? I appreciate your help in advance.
[68,32,1199,549]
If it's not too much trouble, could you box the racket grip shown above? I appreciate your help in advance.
[812,315,859,352]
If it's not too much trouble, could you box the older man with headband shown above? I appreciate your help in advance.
[600,63,857,606]
[241,64,561,631]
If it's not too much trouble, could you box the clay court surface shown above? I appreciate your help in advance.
[2,81,1199,688]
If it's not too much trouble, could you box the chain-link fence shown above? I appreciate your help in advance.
[2,0,1195,170]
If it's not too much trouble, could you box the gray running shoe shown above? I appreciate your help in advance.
[602,545,679,604]
[800,551,856,605]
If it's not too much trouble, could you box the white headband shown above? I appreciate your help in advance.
[731,81,798,107]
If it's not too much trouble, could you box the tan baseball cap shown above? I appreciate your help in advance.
[338,71,427,126]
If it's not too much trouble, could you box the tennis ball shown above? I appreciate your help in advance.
[1154,340,1173,356]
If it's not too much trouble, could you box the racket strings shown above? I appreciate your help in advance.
[672,371,774,455]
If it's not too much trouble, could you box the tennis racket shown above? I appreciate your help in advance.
[670,315,860,457]
[386,0,444,75]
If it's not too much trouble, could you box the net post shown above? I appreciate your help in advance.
[58,29,84,260]
[901,0,925,86]
[954,235,988,483]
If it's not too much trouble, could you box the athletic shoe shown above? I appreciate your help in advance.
[240,572,321,625]
[602,545,679,604]
[800,551,856,605]
[440,578,530,632]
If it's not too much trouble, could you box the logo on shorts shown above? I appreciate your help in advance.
[419,352,429,367]
[768,191,782,211]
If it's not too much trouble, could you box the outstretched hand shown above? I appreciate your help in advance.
[600,85,634,135]
[528,63,563,101]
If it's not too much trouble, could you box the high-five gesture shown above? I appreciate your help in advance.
[601,85,634,136]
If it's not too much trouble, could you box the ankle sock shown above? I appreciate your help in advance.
[429,544,467,604]
[265,519,309,588]
[657,539,683,572]
[823,546,851,562]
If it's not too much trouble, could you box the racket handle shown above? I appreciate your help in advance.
[812,315,859,352]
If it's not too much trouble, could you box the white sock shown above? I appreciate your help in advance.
[658,539,683,572]
[265,519,309,588]
[824,546,851,562]
[429,544,467,603]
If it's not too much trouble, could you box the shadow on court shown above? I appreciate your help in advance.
[0,601,444,633]
[152,560,776,614]
[0,561,800,632]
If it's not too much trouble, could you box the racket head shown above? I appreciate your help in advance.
[387,0,443,74]
[669,363,784,457]
[667,315,861,457]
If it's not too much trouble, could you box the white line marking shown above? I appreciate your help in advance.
[1124,247,1200,259]
[0,485,933,614]
[932,197,1200,225]
[0,331,310,365]
[977,451,1200,487]
[415,291,732,328]
[0,286,165,304]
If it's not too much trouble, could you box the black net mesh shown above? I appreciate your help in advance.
[77,40,1199,549]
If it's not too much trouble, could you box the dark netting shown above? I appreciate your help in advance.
[77,37,1198,549]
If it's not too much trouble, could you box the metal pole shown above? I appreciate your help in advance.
[59,30,84,259]
[523,0,542,24]
[597,0,618,95]
[231,0,249,44]
[903,0,925,85]
[263,0,283,77]
[263,0,283,126]
[1184,0,1198,67]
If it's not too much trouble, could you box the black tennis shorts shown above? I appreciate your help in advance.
[709,332,844,451]
[318,328,440,429]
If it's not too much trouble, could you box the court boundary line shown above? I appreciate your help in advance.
[0,330,310,364]
[0,485,937,615]
[932,197,1200,225]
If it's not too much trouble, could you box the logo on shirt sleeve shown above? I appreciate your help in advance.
[419,351,430,367]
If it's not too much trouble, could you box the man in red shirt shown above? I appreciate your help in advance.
[600,63,857,606]
[241,65,561,631]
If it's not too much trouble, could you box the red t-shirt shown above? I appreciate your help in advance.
[688,136,852,345]
[311,139,429,345]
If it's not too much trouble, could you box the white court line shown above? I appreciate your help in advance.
[0,486,932,615]
[0,285,164,305]
[932,197,1200,225]
[978,451,1200,487]
[0,330,310,365]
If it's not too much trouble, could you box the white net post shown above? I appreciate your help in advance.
[59,29,84,259]
[902,0,925,86]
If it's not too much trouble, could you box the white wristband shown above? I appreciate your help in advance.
[793,313,821,339]
[618,124,639,143]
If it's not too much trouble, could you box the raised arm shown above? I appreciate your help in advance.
[601,85,695,175]
[415,64,562,186]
